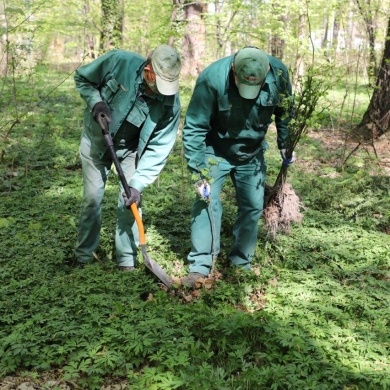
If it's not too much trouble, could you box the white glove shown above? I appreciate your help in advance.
[194,179,211,201]
[280,149,296,167]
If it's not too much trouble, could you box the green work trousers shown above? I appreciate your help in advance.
[188,146,267,276]
[74,136,139,266]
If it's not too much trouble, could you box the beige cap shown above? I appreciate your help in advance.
[151,45,181,95]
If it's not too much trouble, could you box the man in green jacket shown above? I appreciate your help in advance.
[182,46,294,287]
[73,44,181,270]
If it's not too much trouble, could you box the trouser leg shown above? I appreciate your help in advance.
[75,138,111,263]
[188,154,231,276]
[229,153,266,269]
[115,150,139,267]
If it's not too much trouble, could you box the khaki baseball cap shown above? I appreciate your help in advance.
[151,44,181,96]
[234,47,269,99]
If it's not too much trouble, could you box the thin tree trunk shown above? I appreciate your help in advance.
[356,0,379,81]
[269,0,287,60]
[293,12,305,87]
[321,14,329,50]
[168,0,182,46]
[83,0,96,59]
[332,12,340,53]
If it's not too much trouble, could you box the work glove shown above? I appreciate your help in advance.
[280,149,296,167]
[122,187,141,207]
[92,101,111,129]
[194,179,211,201]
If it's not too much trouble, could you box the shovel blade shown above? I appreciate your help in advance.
[140,245,173,287]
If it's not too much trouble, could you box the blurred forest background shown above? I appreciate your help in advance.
[2,0,390,149]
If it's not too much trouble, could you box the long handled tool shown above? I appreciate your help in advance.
[99,117,173,287]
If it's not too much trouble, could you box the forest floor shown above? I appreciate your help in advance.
[308,129,390,176]
[1,128,389,390]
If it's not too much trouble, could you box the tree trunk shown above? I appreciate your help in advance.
[321,10,340,62]
[321,14,329,50]
[355,0,379,82]
[269,19,287,60]
[293,12,305,87]
[354,16,390,139]
[83,0,96,59]
[332,12,340,53]
[100,0,124,53]
[168,0,181,46]
[181,1,207,77]
[268,0,287,60]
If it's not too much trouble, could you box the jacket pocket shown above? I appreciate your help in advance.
[126,99,148,128]
[260,90,280,107]
[214,96,232,134]
[101,78,121,104]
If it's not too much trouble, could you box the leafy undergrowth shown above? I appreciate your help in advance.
[0,75,389,390]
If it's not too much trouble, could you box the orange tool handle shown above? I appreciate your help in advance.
[130,203,146,246]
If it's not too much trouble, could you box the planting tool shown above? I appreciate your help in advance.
[99,115,173,287]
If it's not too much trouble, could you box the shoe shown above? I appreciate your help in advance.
[118,266,135,272]
[181,272,206,288]
[64,256,87,268]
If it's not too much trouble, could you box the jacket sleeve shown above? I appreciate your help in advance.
[129,103,180,193]
[273,66,293,150]
[74,51,115,110]
[182,76,216,174]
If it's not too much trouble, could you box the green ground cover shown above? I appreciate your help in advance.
[0,70,389,389]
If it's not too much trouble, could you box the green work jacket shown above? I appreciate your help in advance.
[74,49,181,192]
[183,54,292,173]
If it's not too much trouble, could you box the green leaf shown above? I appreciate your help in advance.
[0,218,10,228]
[5,7,25,15]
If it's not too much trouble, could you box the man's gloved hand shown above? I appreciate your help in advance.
[122,187,141,207]
[92,101,111,129]
[194,179,211,201]
[280,149,296,167]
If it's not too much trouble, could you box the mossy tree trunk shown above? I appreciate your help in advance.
[100,0,124,53]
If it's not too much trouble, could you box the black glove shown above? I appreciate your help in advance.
[122,187,141,207]
[92,101,111,129]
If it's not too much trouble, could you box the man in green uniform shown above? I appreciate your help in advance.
[182,46,294,287]
[73,44,181,270]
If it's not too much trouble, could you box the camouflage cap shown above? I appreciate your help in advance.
[234,47,269,99]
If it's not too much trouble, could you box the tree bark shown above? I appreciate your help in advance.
[269,0,287,60]
[293,12,305,87]
[355,0,379,81]
[354,16,390,139]
[321,10,340,62]
[331,12,340,54]
[180,1,207,77]
[270,21,286,59]
[100,0,124,53]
